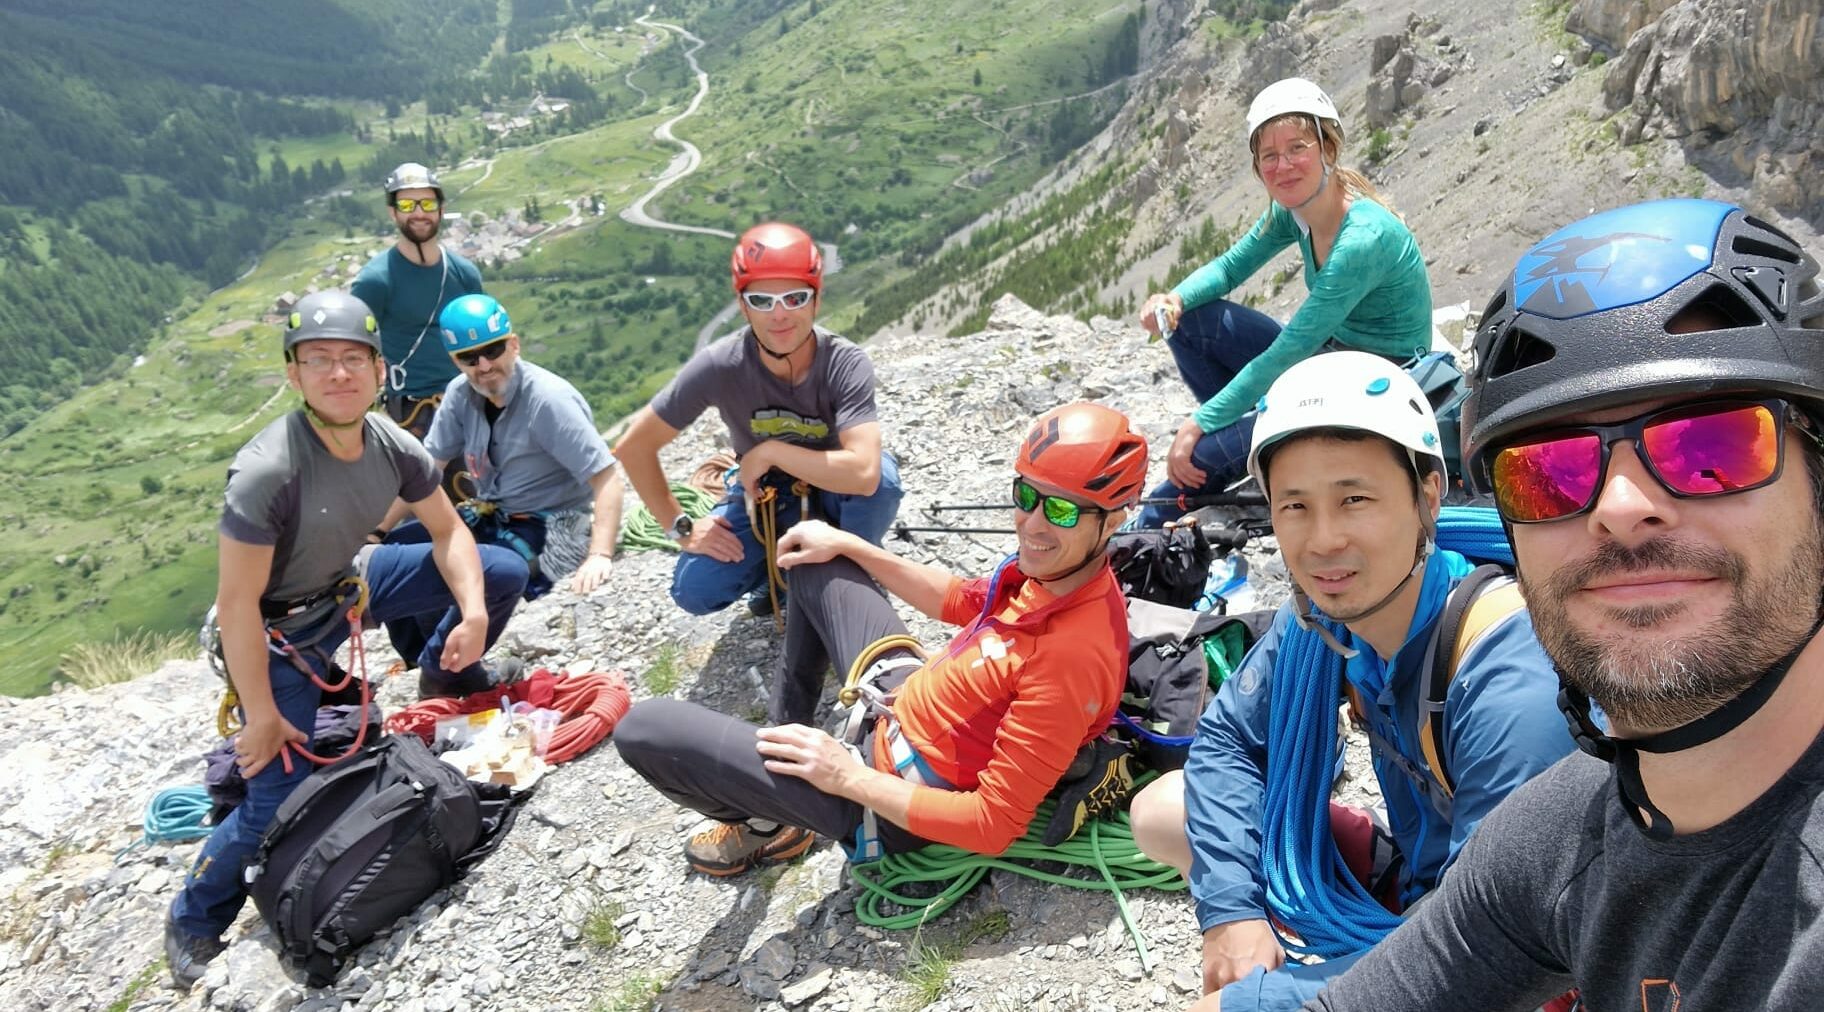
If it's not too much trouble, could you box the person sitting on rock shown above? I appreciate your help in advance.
[369,293,625,695]
[165,291,527,989]
[613,222,903,621]
[1136,78,1433,529]
[1123,352,1569,1012]
[613,403,1144,875]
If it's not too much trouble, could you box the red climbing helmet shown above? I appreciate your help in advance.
[1016,403,1150,510]
[730,222,823,293]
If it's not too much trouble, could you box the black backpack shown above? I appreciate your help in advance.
[1119,600,1276,771]
[1107,524,1215,609]
[247,734,522,986]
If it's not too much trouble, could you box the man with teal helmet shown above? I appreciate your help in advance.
[372,294,624,680]
[352,161,485,457]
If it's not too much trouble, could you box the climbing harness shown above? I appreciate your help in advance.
[388,392,443,435]
[211,577,379,776]
[832,635,931,861]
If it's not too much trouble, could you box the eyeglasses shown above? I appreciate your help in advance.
[454,341,511,367]
[1489,398,1795,523]
[295,351,376,374]
[1012,477,1104,529]
[394,197,440,214]
[740,288,815,312]
[1255,139,1317,173]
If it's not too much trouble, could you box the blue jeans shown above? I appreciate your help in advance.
[1139,299,1282,528]
[169,543,526,940]
[382,519,540,665]
[1218,951,1367,1011]
[670,450,904,615]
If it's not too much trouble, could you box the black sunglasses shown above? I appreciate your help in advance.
[455,341,510,367]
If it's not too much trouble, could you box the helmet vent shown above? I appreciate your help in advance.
[1486,326,1556,379]
[1671,282,1762,330]
[1732,232,1798,264]
[1743,214,1799,246]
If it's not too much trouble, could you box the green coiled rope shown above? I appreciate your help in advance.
[619,483,720,553]
[849,795,1184,970]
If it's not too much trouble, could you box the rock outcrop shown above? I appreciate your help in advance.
[1570,0,1824,222]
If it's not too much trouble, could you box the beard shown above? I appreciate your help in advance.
[1521,525,1824,733]
[398,216,439,244]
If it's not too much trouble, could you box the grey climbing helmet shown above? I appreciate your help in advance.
[283,290,381,359]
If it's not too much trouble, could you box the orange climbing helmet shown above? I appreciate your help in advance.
[730,222,823,293]
[1016,403,1149,510]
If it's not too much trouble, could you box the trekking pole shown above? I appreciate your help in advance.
[894,522,1254,549]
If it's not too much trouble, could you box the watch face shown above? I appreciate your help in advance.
[672,514,693,539]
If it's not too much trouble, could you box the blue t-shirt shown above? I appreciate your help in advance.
[424,360,616,515]
[351,246,484,398]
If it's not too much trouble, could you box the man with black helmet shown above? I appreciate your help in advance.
[1303,198,1824,1011]
[352,162,484,445]
[164,290,527,989]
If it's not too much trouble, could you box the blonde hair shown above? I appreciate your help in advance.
[1250,113,1398,217]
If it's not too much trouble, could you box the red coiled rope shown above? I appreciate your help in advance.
[384,668,632,765]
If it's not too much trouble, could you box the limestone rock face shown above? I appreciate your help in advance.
[1571,0,1824,221]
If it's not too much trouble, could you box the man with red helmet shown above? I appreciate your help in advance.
[615,222,903,623]
[615,404,1147,876]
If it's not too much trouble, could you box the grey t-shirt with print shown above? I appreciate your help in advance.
[1304,727,1824,1012]
[649,326,879,457]
[220,411,439,605]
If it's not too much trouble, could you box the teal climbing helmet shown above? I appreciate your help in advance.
[439,294,513,353]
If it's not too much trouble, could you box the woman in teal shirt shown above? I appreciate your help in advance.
[1137,78,1432,527]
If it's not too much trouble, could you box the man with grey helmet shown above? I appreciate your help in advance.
[352,162,484,448]
[164,290,527,990]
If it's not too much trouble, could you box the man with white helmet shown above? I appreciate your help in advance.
[1136,78,1433,527]
[1125,352,1569,1010]
[352,162,485,450]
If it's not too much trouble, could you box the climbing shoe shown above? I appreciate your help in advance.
[685,821,815,876]
[165,915,226,990]
[417,656,526,700]
[1039,735,1136,846]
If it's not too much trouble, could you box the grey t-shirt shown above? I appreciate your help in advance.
[425,360,615,514]
[1305,728,1824,1012]
[649,326,878,456]
[220,411,439,605]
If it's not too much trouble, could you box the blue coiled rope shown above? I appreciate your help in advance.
[1260,506,1508,958]
[118,786,214,859]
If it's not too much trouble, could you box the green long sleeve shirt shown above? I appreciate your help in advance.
[1172,198,1433,432]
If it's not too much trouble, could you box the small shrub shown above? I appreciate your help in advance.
[58,629,192,688]
[644,643,681,695]
[1365,127,1393,165]
[582,898,625,950]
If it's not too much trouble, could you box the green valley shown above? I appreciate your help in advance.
[1,0,1153,694]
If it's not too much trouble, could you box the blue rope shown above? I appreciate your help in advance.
[1260,506,1508,958]
[121,786,214,857]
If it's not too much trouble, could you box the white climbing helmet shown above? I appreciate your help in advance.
[1245,77,1342,144]
[1246,350,1444,490]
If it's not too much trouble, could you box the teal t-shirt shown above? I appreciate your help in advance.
[1172,198,1433,432]
[351,246,485,398]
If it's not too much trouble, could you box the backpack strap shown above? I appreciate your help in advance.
[1417,565,1527,800]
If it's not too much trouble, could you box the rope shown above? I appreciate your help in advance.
[838,635,927,707]
[849,795,1182,970]
[1260,506,1509,959]
[118,786,215,858]
[384,669,633,765]
[395,393,442,433]
[620,483,719,553]
[753,485,791,631]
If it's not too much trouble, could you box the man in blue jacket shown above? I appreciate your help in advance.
[1127,351,1571,1011]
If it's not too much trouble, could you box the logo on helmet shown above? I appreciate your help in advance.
[487,309,507,335]
[1023,416,1062,461]
[1518,232,1669,317]
[312,308,328,326]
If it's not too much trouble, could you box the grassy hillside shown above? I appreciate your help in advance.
[0,0,1154,694]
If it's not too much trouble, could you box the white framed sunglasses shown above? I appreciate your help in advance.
[741,287,816,312]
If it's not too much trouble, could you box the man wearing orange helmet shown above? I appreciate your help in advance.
[614,404,1146,876]
[615,222,903,619]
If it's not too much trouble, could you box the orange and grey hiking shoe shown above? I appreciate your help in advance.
[685,822,816,877]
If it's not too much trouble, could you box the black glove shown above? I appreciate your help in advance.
[1039,736,1135,847]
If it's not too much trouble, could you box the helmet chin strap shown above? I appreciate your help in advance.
[753,328,816,362]
[1559,611,1824,839]
[1285,160,1333,212]
[1031,537,1110,588]
[1294,504,1435,660]
[304,401,366,450]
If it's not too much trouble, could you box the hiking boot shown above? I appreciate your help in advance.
[165,916,225,990]
[746,585,786,618]
[418,656,526,700]
[685,821,815,877]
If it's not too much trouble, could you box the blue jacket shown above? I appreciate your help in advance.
[1182,550,1572,934]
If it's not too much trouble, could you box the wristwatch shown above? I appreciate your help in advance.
[667,513,694,542]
